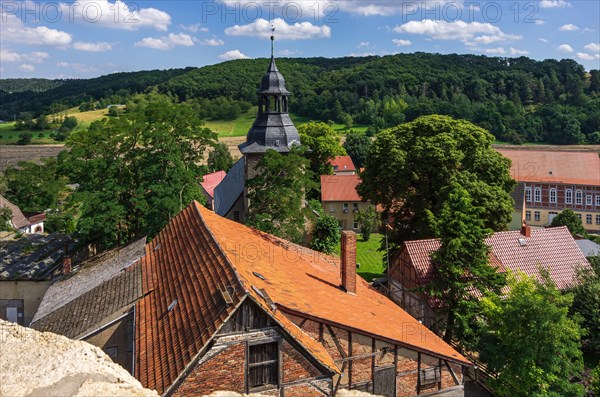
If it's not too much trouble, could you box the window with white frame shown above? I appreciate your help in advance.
[525,211,531,221]
[576,213,582,221]
[565,189,573,204]
[330,203,335,212]
[343,203,349,212]
[549,188,557,203]
[353,220,359,229]
[586,214,592,224]
[534,187,542,202]
[534,211,540,221]
[575,190,583,205]
[596,195,600,207]
[596,215,600,225]
[586,195,593,206]
[525,187,532,202]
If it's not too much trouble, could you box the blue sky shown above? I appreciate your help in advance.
[1,0,599,78]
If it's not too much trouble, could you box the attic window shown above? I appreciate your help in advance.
[253,271,266,280]
[168,299,178,312]
[518,237,527,246]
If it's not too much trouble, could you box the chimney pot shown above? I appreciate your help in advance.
[62,256,72,275]
[340,231,357,294]
[521,223,531,238]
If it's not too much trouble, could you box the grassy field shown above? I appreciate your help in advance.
[335,233,386,282]
[0,124,58,144]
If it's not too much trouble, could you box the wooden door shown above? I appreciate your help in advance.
[373,366,396,397]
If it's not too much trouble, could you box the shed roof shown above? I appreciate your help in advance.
[213,158,245,217]
[329,156,356,173]
[576,239,600,257]
[0,194,29,229]
[200,170,226,199]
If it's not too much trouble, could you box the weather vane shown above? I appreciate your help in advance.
[270,24,275,57]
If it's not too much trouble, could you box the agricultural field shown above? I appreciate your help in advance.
[0,144,65,171]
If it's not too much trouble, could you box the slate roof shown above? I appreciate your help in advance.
[258,57,289,95]
[0,194,29,229]
[213,157,244,217]
[321,174,362,202]
[30,262,142,339]
[576,239,600,257]
[31,237,146,324]
[0,233,71,281]
[403,226,591,291]
[497,149,600,185]
[200,170,226,199]
[330,156,356,173]
[135,202,470,394]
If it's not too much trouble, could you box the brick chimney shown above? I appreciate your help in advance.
[340,231,357,294]
[521,222,531,238]
[62,256,72,275]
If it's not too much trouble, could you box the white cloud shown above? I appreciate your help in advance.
[19,64,35,72]
[535,19,546,25]
[539,38,549,43]
[277,49,301,56]
[394,20,521,46]
[392,39,411,46]
[219,50,250,60]
[73,41,112,52]
[61,0,171,31]
[0,50,49,63]
[576,52,596,61]
[135,33,195,50]
[348,51,379,57]
[584,42,600,52]
[485,47,506,55]
[179,23,208,33]
[1,14,72,47]
[557,44,574,53]
[358,41,370,48]
[510,47,529,55]
[56,61,98,73]
[539,0,570,8]
[225,18,330,40]
[199,38,225,46]
[559,24,579,31]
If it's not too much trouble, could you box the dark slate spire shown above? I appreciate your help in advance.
[239,30,300,155]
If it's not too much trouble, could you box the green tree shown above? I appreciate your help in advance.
[207,142,234,173]
[17,132,32,145]
[570,256,600,356]
[61,93,216,249]
[310,214,340,254]
[0,207,13,231]
[246,147,316,244]
[550,208,588,236]
[358,115,515,248]
[343,131,371,169]
[355,204,380,241]
[426,183,505,342]
[297,122,346,178]
[1,159,66,212]
[477,272,584,397]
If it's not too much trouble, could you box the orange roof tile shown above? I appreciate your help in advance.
[321,174,362,202]
[329,156,356,173]
[404,226,591,291]
[497,149,600,185]
[199,204,470,366]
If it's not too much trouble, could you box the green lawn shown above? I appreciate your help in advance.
[0,124,58,144]
[335,233,386,282]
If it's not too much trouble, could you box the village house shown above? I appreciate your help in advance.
[135,201,470,397]
[329,156,356,175]
[0,233,71,325]
[498,149,600,233]
[200,170,226,210]
[0,194,45,234]
[321,174,370,231]
[30,237,146,373]
[388,224,592,329]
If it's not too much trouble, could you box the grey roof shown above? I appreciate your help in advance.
[31,236,146,324]
[0,233,71,281]
[214,157,245,216]
[30,262,142,339]
[258,57,289,95]
[576,239,600,257]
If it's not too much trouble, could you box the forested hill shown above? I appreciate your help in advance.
[0,78,64,93]
[1,53,599,144]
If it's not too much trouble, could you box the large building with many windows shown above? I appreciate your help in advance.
[498,149,600,233]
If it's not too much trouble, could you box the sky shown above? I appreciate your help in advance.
[1,0,599,78]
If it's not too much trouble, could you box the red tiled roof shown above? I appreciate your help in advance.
[404,226,591,291]
[329,156,356,172]
[0,194,29,229]
[200,204,469,365]
[321,174,362,202]
[200,170,226,199]
[497,149,600,185]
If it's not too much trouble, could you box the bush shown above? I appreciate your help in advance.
[17,132,33,145]
[310,214,340,254]
[355,205,381,241]
[38,133,45,138]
